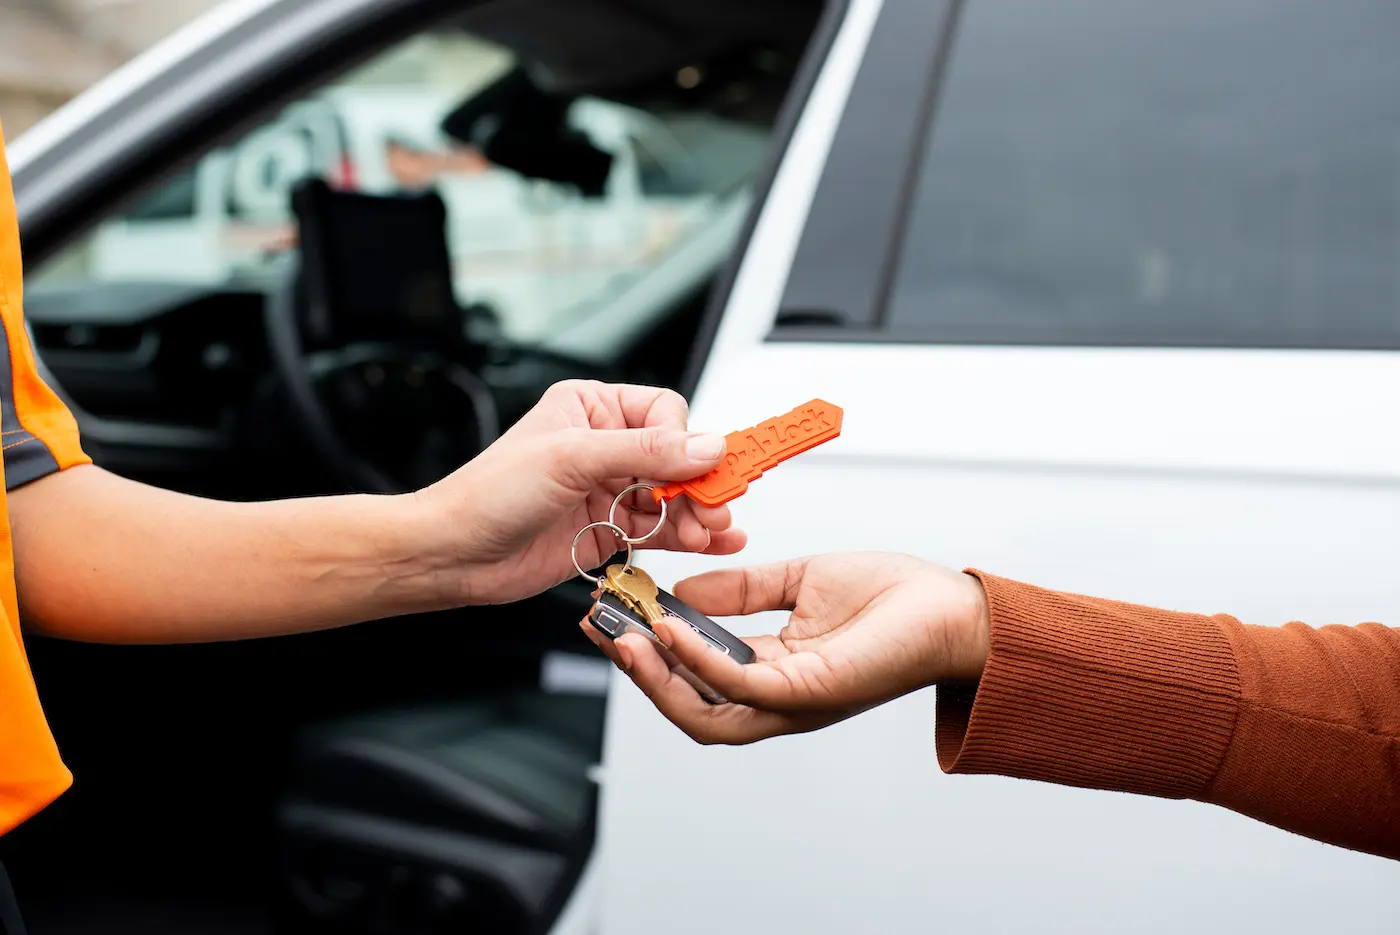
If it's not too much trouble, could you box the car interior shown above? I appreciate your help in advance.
[0,1,825,933]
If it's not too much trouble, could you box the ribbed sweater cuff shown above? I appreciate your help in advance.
[936,572,1242,799]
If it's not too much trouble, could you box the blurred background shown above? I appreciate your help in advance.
[0,0,221,140]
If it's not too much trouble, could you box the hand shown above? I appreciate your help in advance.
[580,552,990,744]
[414,381,746,605]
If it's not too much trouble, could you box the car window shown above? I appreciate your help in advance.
[32,29,772,348]
[883,0,1400,348]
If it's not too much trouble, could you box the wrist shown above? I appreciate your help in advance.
[361,490,473,615]
[952,570,993,680]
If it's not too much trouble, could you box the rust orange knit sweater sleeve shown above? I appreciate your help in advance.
[935,572,1400,861]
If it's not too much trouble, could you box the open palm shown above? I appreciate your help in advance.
[581,552,990,744]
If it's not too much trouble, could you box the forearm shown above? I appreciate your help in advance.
[10,465,455,642]
[936,573,1400,860]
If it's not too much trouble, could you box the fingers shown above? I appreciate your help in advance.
[576,621,627,663]
[540,381,690,432]
[673,559,810,616]
[556,427,727,494]
[578,618,627,669]
[610,631,796,744]
[609,384,691,432]
[651,617,806,709]
[648,521,709,554]
[663,496,711,552]
[657,619,878,712]
[662,501,746,554]
[681,501,737,552]
[578,617,839,744]
[700,528,747,555]
[616,493,745,556]
[742,634,791,662]
[542,381,740,546]
[629,514,745,556]
[691,503,733,532]
[617,498,708,552]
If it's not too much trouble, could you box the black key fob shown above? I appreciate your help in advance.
[588,587,755,704]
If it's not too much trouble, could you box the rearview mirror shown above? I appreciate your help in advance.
[441,68,613,197]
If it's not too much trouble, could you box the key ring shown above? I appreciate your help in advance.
[608,483,667,545]
[571,521,633,586]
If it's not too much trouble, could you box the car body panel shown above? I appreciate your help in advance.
[594,1,1400,933]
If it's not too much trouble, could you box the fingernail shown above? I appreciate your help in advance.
[652,621,673,648]
[617,643,633,672]
[684,433,727,461]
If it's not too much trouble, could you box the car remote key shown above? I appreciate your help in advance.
[590,564,755,704]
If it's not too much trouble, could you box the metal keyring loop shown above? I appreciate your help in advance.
[571,521,634,585]
[608,483,667,545]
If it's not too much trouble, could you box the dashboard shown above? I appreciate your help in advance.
[29,280,270,430]
[23,276,628,497]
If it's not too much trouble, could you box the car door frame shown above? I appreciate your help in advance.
[10,0,467,268]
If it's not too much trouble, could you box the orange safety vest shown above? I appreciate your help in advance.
[0,122,93,835]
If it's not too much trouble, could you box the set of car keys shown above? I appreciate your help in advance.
[575,399,843,704]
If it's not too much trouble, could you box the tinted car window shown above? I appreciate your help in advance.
[885,0,1400,348]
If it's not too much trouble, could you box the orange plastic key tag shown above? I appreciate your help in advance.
[653,399,843,508]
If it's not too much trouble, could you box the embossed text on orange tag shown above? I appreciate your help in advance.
[653,399,843,508]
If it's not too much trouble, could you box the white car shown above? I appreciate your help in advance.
[8,0,1400,933]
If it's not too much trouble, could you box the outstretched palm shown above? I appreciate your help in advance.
[582,552,989,744]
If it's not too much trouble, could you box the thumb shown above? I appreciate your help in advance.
[557,427,728,490]
[674,558,810,616]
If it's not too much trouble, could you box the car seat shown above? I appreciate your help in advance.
[277,690,604,935]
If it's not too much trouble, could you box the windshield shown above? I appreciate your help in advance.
[885,0,1400,348]
[34,30,771,347]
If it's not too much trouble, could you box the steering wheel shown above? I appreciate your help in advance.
[264,269,499,494]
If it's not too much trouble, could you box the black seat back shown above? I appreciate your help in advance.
[290,177,464,351]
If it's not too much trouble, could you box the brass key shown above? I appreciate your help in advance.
[604,563,668,630]
[587,562,758,705]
